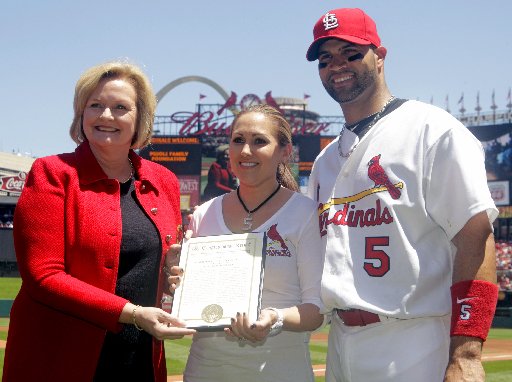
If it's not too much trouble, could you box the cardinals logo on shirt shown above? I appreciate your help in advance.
[367,154,401,200]
[317,154,404,236]
[266,224,292,257]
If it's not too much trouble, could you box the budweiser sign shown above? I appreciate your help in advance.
[0,172,27,195]
[171,111,331,136]
[156,91,335,137]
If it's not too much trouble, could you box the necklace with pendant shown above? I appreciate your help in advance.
[338,96,395,158]
[237,183,281,232]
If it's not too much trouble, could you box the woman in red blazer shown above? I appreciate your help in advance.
[2,61,195,382]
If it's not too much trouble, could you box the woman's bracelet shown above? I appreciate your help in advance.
[132,305,144,331]
[266,307,284,337]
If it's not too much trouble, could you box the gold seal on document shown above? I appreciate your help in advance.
[201,304,223,323]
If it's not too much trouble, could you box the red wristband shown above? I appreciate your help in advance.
[450,280,498,341]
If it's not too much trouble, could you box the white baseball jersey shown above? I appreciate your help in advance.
[307,100,498,318]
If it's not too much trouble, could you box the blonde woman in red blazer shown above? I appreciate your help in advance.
[3,62,195,382]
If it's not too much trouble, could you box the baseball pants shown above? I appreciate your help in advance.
[325,312,451,382]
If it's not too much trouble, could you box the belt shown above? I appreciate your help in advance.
[335,308,382,326]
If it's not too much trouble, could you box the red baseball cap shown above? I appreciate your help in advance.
[306,8,381,61]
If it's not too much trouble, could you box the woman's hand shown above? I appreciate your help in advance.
[164,243,183,293]
[122,303,196,340]
[164,229,191,293]
[224,309,277,343]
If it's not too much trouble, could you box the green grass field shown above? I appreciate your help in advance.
[0,278,21,299]
[1,277,511,381]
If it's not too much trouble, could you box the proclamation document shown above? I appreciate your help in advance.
[172,232,266,330]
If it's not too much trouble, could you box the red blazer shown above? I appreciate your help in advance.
[3,142,182,382]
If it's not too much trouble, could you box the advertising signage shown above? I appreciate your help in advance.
[155,91,333,137]
[140,136,202,175]
[139,137,203,210]
[0,172,27,197]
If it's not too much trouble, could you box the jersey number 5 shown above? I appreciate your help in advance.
[364,237,390,277]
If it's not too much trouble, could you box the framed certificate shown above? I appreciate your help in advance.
[171,232,266,330]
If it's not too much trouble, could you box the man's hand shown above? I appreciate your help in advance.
[444,336,485,382]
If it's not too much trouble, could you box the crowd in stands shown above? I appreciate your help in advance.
[0,213,14,228]
[0,209,14,229]
[0,221,13,228]
[496,240,512,291]
[484,136,512,180]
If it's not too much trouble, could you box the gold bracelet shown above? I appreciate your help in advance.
[132,305,144,331]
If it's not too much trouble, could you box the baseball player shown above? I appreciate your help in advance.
[305,8,499,382]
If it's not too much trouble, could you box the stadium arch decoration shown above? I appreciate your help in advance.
[156,75,239,115]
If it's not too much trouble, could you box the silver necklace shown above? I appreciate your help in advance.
[237,184,281,232]
[338,96,395,158]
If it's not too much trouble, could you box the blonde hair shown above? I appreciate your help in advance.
[69,61,156,149]
[231,104,299,191]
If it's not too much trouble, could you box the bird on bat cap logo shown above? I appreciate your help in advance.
[367,154,401,200]
[266,224,292,257]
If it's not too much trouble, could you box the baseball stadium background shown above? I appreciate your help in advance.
[1,78,512,379]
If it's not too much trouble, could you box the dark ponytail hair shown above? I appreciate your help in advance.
[231,104,298,191]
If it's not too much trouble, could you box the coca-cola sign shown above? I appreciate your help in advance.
[0,172,27,195]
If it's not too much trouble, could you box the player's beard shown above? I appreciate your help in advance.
[322,68,377,104]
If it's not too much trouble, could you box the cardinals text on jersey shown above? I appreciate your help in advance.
[318,153,403,237]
